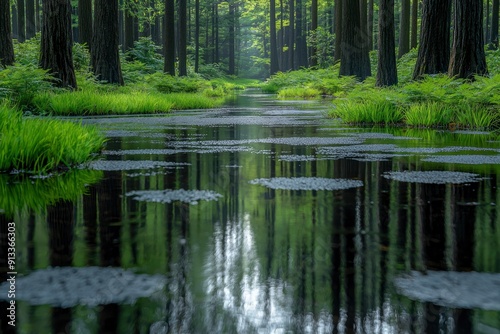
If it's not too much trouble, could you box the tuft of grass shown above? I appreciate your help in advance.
[330,100,403,125]
[278,87,322,99]
[454,105,497,129]
[404,103,454,127]
[0,104,105,173]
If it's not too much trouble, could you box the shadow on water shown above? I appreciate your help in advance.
[1,90,500,333]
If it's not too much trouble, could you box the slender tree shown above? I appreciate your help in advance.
[339,0,371,80]
[26,0,35,39]
[17,0,26,42]
[228,0,236,74]
[270,0,279,74]
[124,3,135,53]
[295,0,307,67]
[311,0,318,66]
[178,0,187,76]
[334,0,343,61]
[0,0,15,67]
[376,0,397,86]
[12,3,18,39]
[164,0,175,75]
[410,0,418,49]
[92,0,124,84]
[195,0,200,72]
[412,0,451,79]
[398,0,410,57]
[449,0,487,79]
[288,0,295,69]
[368,0,374,50]
[491,0,499,47]
[40,0,77,89]
[78,0,93,49]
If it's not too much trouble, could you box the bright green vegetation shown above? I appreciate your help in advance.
[264,49,500,130]
[0,36,247,115]
[0,169,102,216]
[0,104,105,173]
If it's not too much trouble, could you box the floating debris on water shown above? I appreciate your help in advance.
[82,160,190,171]
[394,271,500,310]
[249,177,363,190]
[278,155,317,162]
[126,189,223,204]
[423,155,500,165]
[383,171,482,184]
[103,149,191,155]
[0,267,166,308]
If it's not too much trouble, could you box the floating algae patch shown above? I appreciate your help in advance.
[126,189,223,204]
[249,177,363,191]
[394,271,500,310]
[383,171,482,184]
[422,155,500,165]
[0,267,166,308]
[317,144,399,154]
[103,149,192,155]
[278,155,317,162]
[256,137,363,146]
[83,160,190,171]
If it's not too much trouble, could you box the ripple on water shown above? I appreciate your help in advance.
[422,155,500,165]
[394,271,500,310]
[126,189,223,205]
[383,171,482,184]
[249,177,363,190]
[0,267,166,308]
[82,160,190,171]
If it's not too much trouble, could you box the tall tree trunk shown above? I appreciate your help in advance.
[412,0,451,79]
[295,0,307,67]
[311,0,318,66]
[449,0,487,79]
[228,0,236,75]
[178,0,187,76]
[36,0,40,33]
[368,0,374,50]
[288,0,295,69]
[17,0,25,42]
[376,0,398,86]
[491,0,499,47]
[124,5,134,52]
[92,0,124,85]
[195,0,200,72]
[0,0,15,67]
[78,0,93,50]
[40,0,77,89]
[398,0,410,57]
[486,0,491,45]
[410,0,418,49]
[164,0,175,75]
[334,0,343,61]
[339,0,371,80]
[270,0,279,74]
[26,0,35,39]
[12,4,18,39]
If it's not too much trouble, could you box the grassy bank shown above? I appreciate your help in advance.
[0,104,105,173]
[263,49,500,130]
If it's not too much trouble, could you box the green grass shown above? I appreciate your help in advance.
[0,104,105,173]
[455,105,498,129]
[330,100,403,125]
[404,103,454,127]
[278,87,322,99]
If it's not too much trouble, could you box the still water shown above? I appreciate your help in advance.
[1,91,500,333]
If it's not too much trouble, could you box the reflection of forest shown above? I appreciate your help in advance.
[1,128,500,333]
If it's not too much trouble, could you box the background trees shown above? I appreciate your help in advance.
[0,0,15,67]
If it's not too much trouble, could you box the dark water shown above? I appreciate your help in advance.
[1,91,500,333]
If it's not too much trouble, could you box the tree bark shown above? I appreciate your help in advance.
[228,0,236,75]
[410,0,418,49]
[12,4,18,39]
[0,0,15,67]
[270,0,279,74]
[449,0,488,79]
[376,0,398,86]
[164,0,175,75]
[288,0,295,69]
[17,0,26,42]
[40,0,77,89]
[398,0,410,57]
[195,0,200,72]
[92,0,124,85]
[78,0,93,50]
[26,0,35,39]
[339,0,371,80]
[124,4,135,52]
[334,0,343,61]
[412,0,451,79]
[178,0,187,76]
[368,0,374,50]
[295,0,307,67]
[311,0,318,66]
[491,0,499,47]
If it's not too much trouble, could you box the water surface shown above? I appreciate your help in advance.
[1,91,500,333]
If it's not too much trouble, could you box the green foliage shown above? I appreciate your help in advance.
[124,37,163,72]
[307,27,335,68]
[278,87,322,99]
[0,104,105,173]
[72,42,92,71]
[330,100,403,125]
[404,103,454,127]
[0,65,55,107]
[455,105,497,129]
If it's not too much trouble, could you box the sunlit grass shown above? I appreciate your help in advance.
[278,87,322,99]
[455,105,498,129]
[330,100,403,125]
[404,103,454,127]
[0,104,105,173]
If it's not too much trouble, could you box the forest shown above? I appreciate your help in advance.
[1,0,500,172]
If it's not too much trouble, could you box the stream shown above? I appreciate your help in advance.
[1,90,500,333]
